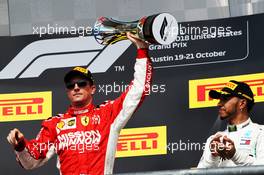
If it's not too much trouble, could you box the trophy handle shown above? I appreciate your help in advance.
[93,17,139,45]
[94,13,178,45]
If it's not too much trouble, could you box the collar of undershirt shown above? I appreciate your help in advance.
[67,103,95,116]
[227,118,251,132]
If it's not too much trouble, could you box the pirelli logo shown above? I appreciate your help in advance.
[0,92,52,122]
[116,126,167,158]
[189,73,264,108]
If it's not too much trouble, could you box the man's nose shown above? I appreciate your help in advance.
[217,100,223,107]
[73,83,80,90]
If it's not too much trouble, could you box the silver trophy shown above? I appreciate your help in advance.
[93,13,178,45]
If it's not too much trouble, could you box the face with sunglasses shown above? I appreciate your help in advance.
[66,77,96,108]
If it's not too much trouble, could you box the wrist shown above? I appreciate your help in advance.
[137,48,148,58]
[208,153,220,162]
[137,45,148,49]
[14,137,26,152]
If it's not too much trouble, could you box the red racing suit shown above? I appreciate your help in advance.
[15,49,152,175]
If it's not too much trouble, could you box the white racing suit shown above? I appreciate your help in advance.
[198,118,264,168]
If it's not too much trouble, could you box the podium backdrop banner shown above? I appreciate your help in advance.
[0,13,263,174]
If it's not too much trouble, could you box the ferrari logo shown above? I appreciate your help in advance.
[81,116,89,126]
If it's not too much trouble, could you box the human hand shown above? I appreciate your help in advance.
[7,128,25,149]
[209,134,236,160]
[219,136,236,159]
[209,133,222,157]
[126,32,149,49]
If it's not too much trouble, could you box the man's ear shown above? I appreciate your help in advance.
[239,99,247,110]
[91,85,96,95]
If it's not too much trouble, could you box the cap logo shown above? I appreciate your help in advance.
[220,91,231,95]
[226,82,238,90]
[238,92,253,101]
[73,67,88,74]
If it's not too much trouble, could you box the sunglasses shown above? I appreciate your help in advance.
[66,80,89,90]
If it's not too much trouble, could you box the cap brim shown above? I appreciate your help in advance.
[209,90,221,99]
[209,89,234,99]
[64,70,89,83]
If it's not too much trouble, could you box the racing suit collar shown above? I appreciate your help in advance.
[67,103,95,115]
[227,118,251,132]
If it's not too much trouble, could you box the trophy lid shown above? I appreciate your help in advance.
[148,13,178,45]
